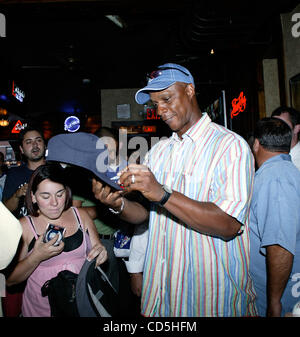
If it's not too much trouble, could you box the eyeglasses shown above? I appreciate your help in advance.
[146,67,190,80]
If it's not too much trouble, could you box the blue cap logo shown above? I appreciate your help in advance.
[64,116,80,133]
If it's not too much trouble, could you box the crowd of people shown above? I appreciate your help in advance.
[0,63,299,318]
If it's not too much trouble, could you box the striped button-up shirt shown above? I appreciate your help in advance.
[141,113,257,317]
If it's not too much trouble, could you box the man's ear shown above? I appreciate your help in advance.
[293,124,300,136]
[19,145,24,155]
[252,138,260,154]
[185,83,195,99]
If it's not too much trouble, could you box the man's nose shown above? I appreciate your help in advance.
[156,103,168,116]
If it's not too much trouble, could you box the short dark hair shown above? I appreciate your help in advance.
[95,127,118,142]
[271,106,300,128]
[19,125,45,147]
[95,126,119,155]
[26,163,72,217]
[253,117,292,153]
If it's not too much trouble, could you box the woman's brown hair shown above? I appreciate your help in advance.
[25,163,72,216]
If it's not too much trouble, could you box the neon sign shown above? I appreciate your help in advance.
[146,108,160,120]
[11,120,27,133]
[143,125,157,133]
[64,116,80,132]
[231,92,246,119]
[12,81,25,103]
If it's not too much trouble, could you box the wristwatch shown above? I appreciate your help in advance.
[153,185,172,207]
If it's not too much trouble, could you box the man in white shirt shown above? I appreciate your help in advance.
[123,223,148,297]
[272,106,300,171]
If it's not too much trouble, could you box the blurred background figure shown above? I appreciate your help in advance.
[249,117,300,317]
[69,127,141,317]
[2,125,46,218]
[272,106,300,171]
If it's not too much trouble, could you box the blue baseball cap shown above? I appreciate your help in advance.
[135,63,195,105]
[45,132,123,190]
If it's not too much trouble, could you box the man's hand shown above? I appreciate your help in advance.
[92,178,124,210]
[15,183,28,199]
[267,299,282,317]
[92,176,149,225]
[119,164,164,203]
[266,244,294,317]
[129,272,143,297]
[4,183,28,212]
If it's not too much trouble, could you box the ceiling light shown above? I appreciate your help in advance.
[0,107,8,116]
[0,119,9,127]
[210,48,215,55]
[105,15,124,29]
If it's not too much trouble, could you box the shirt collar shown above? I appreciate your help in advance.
[171,113,211,143]
[290,141,300,155]
[259,153,291,171]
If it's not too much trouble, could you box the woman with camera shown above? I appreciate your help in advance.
[6,163,108,317]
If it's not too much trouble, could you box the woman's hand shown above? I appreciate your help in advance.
[77,207,108,267]
[87,243,108,267]
[6,228,65,287]
[30,234,65,263]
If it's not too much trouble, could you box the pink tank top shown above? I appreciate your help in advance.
[22,207,91,317]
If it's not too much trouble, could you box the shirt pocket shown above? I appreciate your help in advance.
[178,172,211,201]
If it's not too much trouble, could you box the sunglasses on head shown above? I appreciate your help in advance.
[146,67,190,80]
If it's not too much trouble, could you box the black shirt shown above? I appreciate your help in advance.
[2,163,34,218]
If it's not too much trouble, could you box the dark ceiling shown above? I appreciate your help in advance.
[0,0,299,124]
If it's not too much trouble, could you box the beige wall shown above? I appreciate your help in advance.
[262,59,281,117]
[281,4,300,106]
[261,4,300,116]
[101,88,144,127]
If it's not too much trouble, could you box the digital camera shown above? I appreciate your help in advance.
[43,224,66,246]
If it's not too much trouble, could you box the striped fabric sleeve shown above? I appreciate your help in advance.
[210,137,254,224]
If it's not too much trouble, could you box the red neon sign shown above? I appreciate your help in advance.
[11,120,26,133]
[12,81,25,103]
[146,108,160,120]
[143,125,157,133]
[231,92,246,119]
